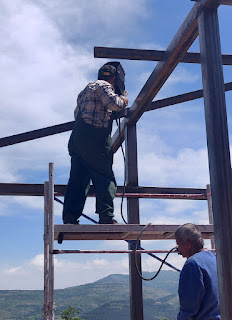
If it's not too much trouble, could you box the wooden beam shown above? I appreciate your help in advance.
[94,46,232,65]
[0,182,207,198]
[111,0,220,153]
[198,6,232,319]
[53,224,214,241]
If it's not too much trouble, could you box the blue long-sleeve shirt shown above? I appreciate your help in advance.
[177,250,220,320]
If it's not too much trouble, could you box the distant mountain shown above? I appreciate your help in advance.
[0,271,179,320]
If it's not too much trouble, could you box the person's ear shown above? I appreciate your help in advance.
[185,241,191,248]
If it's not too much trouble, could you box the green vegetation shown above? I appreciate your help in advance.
[61,306,82,320]
[0,271,179,320]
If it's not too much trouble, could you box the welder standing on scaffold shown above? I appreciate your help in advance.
[63,62,128,225]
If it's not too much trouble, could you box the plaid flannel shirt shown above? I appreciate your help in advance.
[74,80,126,128]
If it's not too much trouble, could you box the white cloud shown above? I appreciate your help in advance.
[138,147,209,187]
[0,249,186,290]
[0,0,96,138]
[3,266,22,275]
[141,253,185,273]
[167,66,200,85]
[30,253,44,270]
[0,253,129,289]
[37,0,148,45]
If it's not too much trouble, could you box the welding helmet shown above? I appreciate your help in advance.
[98,61,125,95]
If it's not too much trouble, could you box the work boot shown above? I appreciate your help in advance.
[99,218,118,224]
[63,218,79,224]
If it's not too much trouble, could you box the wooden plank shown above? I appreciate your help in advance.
[111,0,220,153]
[53,232,214,241]
[94,46,232,65]
[53,224,214,241]
[198,7,232,319]
[0,183,207,198]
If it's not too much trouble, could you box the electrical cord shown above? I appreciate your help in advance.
[134,223,178,281]
[115,115,127,224]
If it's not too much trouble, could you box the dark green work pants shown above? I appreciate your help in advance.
[62,116,117,223]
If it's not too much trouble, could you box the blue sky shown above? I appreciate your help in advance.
[0,0,231,290]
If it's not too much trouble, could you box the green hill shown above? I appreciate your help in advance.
[0,271,179,320]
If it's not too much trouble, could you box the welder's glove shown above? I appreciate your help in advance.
[111,108,129,119]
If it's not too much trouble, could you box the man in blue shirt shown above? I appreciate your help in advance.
[175,223,221,320]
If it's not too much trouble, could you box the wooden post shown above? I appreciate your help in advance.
[125,124,144,320]
[44,181,49,320]
[48,163,55,320]
[198,7,232,319]
[206,184,215,249]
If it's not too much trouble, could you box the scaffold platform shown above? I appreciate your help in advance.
[54,224,214,241]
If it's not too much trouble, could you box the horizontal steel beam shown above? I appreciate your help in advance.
[52,249,178,254]
[148,81,232,111]
[1,81,231,149]
[220,0,232,4]
[0,183,207,199]
[52,249,215,254]
[191,0,232,4]
[94,46,232,65]
[0,121,74,148]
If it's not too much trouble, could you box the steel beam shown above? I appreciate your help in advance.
[0,121,74,148]
[198,6,232,319]
[0,182,207,198]
[2,81,232,149]
[125,124,144,320]
[192,0,232,4]
[220,0,232,4]
[148,81,232,112]
[94,46,232,65]
[111,0,220,153]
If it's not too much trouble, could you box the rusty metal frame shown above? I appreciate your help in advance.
[1,0,231,319]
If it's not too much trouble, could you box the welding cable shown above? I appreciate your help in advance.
[54,196,180,272]
[115,116,127,224]
[134,223,179,281]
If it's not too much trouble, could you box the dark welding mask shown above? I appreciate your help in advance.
[98,61,125,96]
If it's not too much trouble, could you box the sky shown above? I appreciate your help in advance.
[0,0,232,290]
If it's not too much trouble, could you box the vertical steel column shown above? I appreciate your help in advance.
[206,184,215,249]
[48,163,55,320]
[198,7,232,319]
[44,181,49,320]
[125,124,144,320]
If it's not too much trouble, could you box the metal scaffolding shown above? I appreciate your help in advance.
[43,163,215,320]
